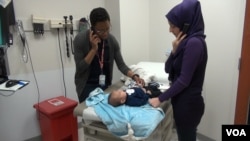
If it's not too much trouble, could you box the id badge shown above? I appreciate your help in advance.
[99,74,106,86]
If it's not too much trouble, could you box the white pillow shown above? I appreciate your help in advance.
[136,62,169,83]
[120,64,155,86]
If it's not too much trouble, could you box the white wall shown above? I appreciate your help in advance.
[148,1,179,62]
[119,0,150,65]
[0,0,246,141]
[199,1,245,140]
[105,0,121,82]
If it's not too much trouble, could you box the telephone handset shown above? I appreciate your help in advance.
[182,23,190,34]
[91,26,96,35]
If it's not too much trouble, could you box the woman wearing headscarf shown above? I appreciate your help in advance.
[149,0,208,141]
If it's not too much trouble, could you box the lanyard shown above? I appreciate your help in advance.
[96,41,105,72]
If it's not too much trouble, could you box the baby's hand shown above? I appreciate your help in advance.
[146,90,152,95]
[141,87,146,93]
[137,83,143,87]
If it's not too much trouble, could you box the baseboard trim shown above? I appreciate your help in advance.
[23,136,42,141]
[197,132,216,141]
[24,122,83,141]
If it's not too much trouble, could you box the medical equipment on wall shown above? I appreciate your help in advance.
[16,20,29,63]
[63,16,70,58]
[32,15,46,35]
[32,23,44,35]
[16,20,26,47]
[69,15,74,55]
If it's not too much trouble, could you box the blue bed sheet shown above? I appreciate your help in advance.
[86,87,165,138]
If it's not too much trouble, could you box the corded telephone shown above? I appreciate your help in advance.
[91,26,96,35]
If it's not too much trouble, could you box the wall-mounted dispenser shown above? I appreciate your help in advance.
[32,15,46,35]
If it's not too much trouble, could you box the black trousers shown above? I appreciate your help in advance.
[176,126,197,141]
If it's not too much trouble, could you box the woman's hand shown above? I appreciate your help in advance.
[149,97,161,108]
[172,31,187,54]
[89,30,101,51]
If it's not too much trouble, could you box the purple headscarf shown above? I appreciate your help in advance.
[164,0,207,90]
[166,0,205,37]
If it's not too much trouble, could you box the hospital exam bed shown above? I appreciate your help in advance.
[73,62,174,141]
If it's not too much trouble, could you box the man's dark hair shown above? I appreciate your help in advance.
[90,7,110,26]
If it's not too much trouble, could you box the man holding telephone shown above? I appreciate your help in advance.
[73,7,144,103]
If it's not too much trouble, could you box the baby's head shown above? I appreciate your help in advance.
[108,89,127,107]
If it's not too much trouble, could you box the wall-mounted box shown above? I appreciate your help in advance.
[50,19,71,29]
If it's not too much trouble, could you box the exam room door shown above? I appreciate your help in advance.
[234,0,250,124]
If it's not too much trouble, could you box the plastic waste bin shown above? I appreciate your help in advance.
[33,96,78,141]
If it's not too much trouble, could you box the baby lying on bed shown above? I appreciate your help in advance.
[86,87,166,139]
[108,84,162,107]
